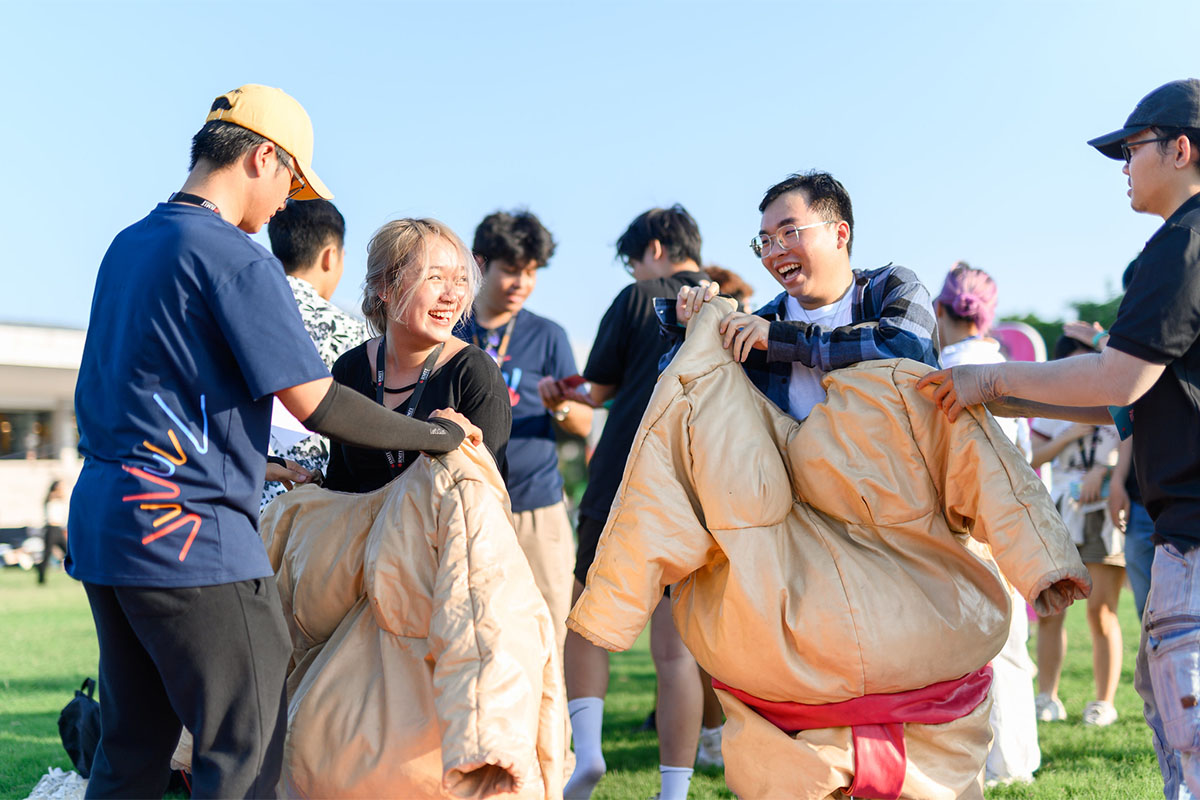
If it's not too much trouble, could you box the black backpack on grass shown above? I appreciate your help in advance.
[58,678,100,778]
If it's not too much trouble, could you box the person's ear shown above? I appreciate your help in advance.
[834,221,851,250]
[318,244,337,273]
[247,143,274,179]
[1175,135,1196,171]
[650,239,664,262]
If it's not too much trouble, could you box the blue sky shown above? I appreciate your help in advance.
[3,1,1196,354]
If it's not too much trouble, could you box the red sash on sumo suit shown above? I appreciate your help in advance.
[712,666,993,800]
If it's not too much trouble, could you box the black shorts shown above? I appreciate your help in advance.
[573,514,607,586]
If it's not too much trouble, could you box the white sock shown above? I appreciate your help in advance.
[659,765,694,800]
[700,724,722,736]
[564,698,606,800]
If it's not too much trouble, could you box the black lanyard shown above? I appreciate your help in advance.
[168,192,220,215]
[472,316,517,366]
[374,337,443,473]
[1076,428,1100,471]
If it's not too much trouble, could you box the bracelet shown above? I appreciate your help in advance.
[552,405,570,422]
[1092,329,1107,348]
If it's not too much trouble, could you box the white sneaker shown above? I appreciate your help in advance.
[1083,700,1118,727]
[1035,692,1066,722]
[696,725,724,768]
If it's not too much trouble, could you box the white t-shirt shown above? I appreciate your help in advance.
[784,291,854,421]
[1031,417,1121,546]
[45,498,68,528]
[1030,418,1121,504]
[939,337,1031,462]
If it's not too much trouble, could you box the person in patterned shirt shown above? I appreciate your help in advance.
[262,199,368,508]
[671,171,940,420]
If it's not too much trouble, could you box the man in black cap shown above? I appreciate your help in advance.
[919,78,1200,797]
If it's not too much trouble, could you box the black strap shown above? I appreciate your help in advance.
[168,192,220,215]
[374,337,443,473]
[1076,428,1100,471]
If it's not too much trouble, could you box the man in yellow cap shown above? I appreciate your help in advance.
[68,85,478,797]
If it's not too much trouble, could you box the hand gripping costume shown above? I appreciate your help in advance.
[567,300,1089,800]
[260,444,566,799]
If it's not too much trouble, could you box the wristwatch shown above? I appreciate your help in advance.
[552,405,570,422]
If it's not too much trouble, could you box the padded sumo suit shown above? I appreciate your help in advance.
[567,299,1089,800]
[260,443,566,799]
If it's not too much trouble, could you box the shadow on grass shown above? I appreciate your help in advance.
[0,676,92,694]
[0,708,64,747]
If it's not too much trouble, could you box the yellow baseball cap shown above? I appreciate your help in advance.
[205,84,332,200]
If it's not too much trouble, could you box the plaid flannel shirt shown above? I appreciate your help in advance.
[656,264,939,415]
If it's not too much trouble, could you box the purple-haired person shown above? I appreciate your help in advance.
[935,262,1040,786]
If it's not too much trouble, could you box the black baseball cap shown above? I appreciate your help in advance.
[1088,79,1200,160]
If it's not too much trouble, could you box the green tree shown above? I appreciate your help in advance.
[1000,293,1124,356]
[1072,295,1123,331]
[1001,313,1063,354]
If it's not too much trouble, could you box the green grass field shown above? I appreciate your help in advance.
[0,568,1162,799]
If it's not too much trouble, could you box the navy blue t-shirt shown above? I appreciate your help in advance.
[67,203,330,587]
[457,308,577,512]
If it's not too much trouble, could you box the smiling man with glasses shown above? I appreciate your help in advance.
[920,78,1200,800]
[672,170,939,421]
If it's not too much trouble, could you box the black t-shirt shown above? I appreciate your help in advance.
[324,342,512,493]
[578,270,708,522]
[1108,192,1200,550]
[1125,460,1142,505]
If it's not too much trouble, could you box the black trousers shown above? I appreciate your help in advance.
[83,577,290,799]
[36,525,66,584]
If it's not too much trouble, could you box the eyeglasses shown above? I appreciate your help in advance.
[278,151,307,199]
[749,220,837,258]
[1120,137,1175,164]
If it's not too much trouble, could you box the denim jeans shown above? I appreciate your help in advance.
[1137,543,1200,799]
[1128,502,1158,621]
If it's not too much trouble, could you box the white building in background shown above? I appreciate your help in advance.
[0,323,83,528]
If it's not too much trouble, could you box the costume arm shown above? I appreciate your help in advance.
[567,389,718,651]
[427,476,547,797]
[905,376,1091,616]
[766,266,938,369]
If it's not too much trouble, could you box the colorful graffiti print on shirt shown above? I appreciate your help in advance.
[503,367,521,407]
[121,393,208,562]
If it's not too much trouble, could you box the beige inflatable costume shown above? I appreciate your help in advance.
[261,443,566,799]
[567,300,1089,800]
